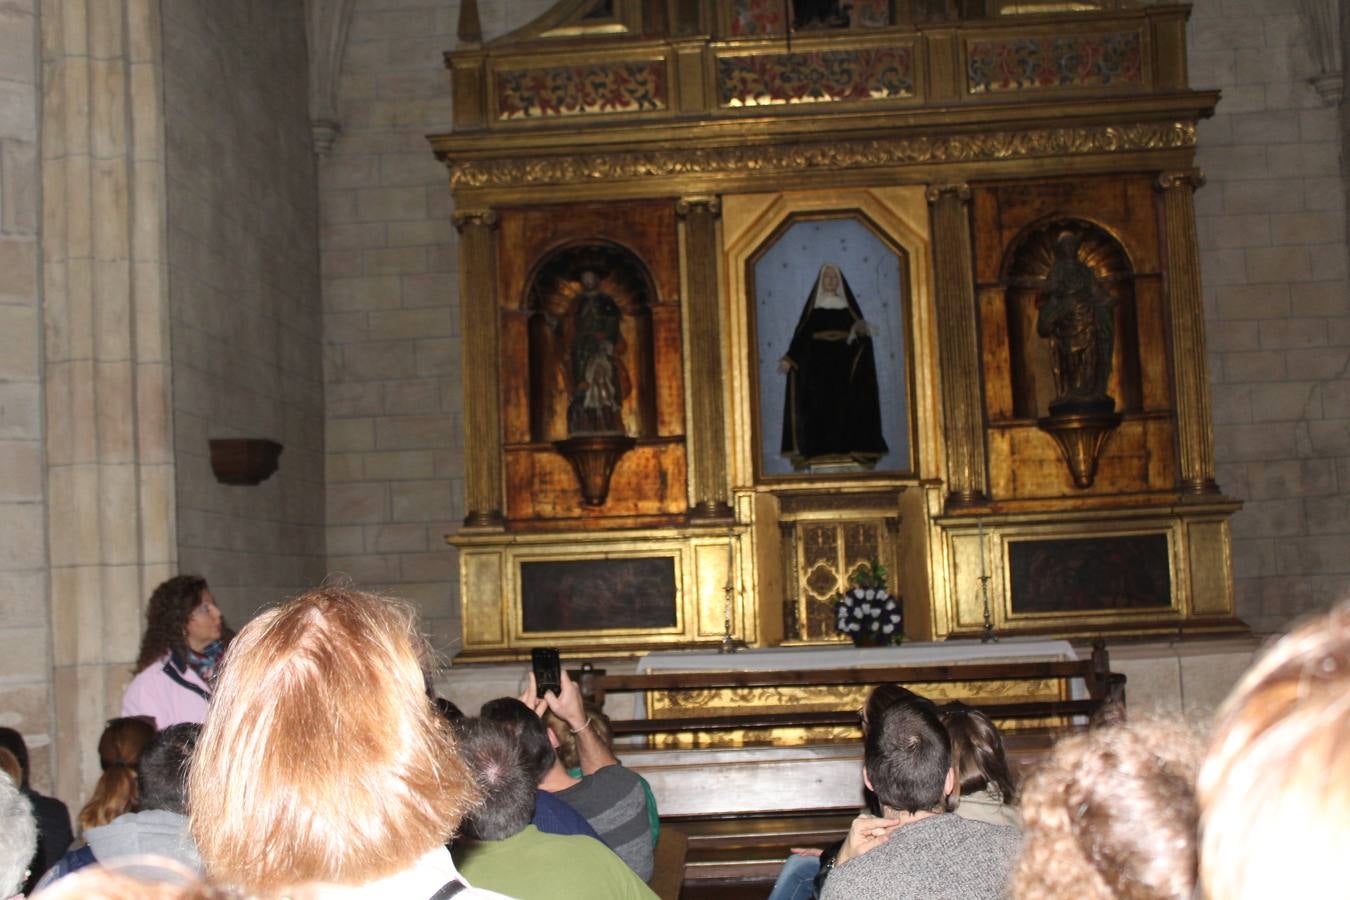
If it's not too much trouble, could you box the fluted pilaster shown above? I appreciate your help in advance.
[926,184,988,508]
[1156,170,1220,494]
[678,197,734,519]
[454,210,505,526]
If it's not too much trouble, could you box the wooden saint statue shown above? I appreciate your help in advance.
[1036,232,1117,415]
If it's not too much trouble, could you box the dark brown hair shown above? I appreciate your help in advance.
[941,702,1017,804]
[134,576,210,674]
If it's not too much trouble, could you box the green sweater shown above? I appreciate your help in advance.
[456,826,658,900]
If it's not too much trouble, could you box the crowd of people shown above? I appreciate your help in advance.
[0,576,1345,900]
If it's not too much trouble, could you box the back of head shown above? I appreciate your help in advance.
[864,688,951,814]
[0,728,28,789]
[0,772,35,897]
[137,724,200,815]
[80,716,157,830]
[188,587,481,893]
[941,703,1017,803]
[480,697,556,781]
[455,717,537,841]
[1012,720,1202,900]
[1198,603,1350,900]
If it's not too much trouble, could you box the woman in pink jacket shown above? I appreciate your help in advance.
[121,575,229,728]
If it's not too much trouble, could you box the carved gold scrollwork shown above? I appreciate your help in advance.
[447,122,1199,188]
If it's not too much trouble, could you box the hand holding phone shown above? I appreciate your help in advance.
[531,647,562,699]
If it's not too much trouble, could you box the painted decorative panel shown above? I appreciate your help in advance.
[966,32,1143,94]
[495,60,668,119]
[718,47,913,107]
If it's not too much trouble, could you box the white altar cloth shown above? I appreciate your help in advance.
[635,637,1078,674]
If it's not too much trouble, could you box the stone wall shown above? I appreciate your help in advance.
[320,0,553,654]
[0,0,51,791]
[1190,0,1350,634]
[162,1,326,628]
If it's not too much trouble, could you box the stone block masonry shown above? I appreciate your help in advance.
[321,0,556,656]
[1191,0,1350,633]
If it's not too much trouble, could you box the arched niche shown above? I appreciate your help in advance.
[525,241,659,443]
[1001,218,1143,419]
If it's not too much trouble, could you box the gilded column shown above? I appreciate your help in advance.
[454,209,505,526]
[678,197,733,519]
[1156,170,1220,494]
[926,184,988,508]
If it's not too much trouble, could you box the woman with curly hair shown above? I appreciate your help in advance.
[120,576,229,728]
[77,717,157,831]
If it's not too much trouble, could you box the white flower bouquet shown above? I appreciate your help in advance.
[834,560,902,647]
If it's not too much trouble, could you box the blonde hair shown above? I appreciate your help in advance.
[1012,720,1202,900]
[1198,603,1350,900]
[188,587,481,893]
[79,717,157,831]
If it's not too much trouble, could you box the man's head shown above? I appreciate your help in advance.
[188,587,481,893]
[863,688,953,814]
[480,697,557,782]
[137,723,201,815]
[455,718,536,842]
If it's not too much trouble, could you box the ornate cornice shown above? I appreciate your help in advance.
[446,120,1197,189]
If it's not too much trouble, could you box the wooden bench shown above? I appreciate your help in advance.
[582,643,1125,893]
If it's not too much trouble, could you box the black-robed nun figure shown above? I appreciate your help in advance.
[778,263,889,470]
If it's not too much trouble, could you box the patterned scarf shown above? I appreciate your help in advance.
[185,639,226,685]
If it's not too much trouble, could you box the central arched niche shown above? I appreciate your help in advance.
[1001,217,1142,419]
[526,240,659,444]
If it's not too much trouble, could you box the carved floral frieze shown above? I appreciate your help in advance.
[967,31,1143,93]
[495,60,668,119]
[718,46,914,107]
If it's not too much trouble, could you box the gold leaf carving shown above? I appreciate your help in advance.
[447,122,1198,188]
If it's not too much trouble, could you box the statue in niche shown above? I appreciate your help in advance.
[778,263,889,470]
[567,270,627,434]
[1036,231,1117,415]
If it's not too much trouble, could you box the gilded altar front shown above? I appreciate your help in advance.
[434,0,1243,660]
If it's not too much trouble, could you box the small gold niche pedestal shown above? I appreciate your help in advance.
[553,433,636,506]
[1037,401,1123,490]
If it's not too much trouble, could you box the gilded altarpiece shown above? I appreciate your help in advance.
[436,0,1242,659]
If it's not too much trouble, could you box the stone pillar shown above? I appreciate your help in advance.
[1156,170,1220,495]
[926,184,988,508]
[678,197,733,519]
[453,210,504,528]
[40,0,178,804]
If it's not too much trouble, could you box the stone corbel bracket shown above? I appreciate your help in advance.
[305,0,357,156]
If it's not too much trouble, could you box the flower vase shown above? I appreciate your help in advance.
[851,631,891,648]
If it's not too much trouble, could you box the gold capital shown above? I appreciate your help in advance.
[925,183,972,204]
[452,209,499,231]
[1155,169,1206,192]
[676,196,721,218]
